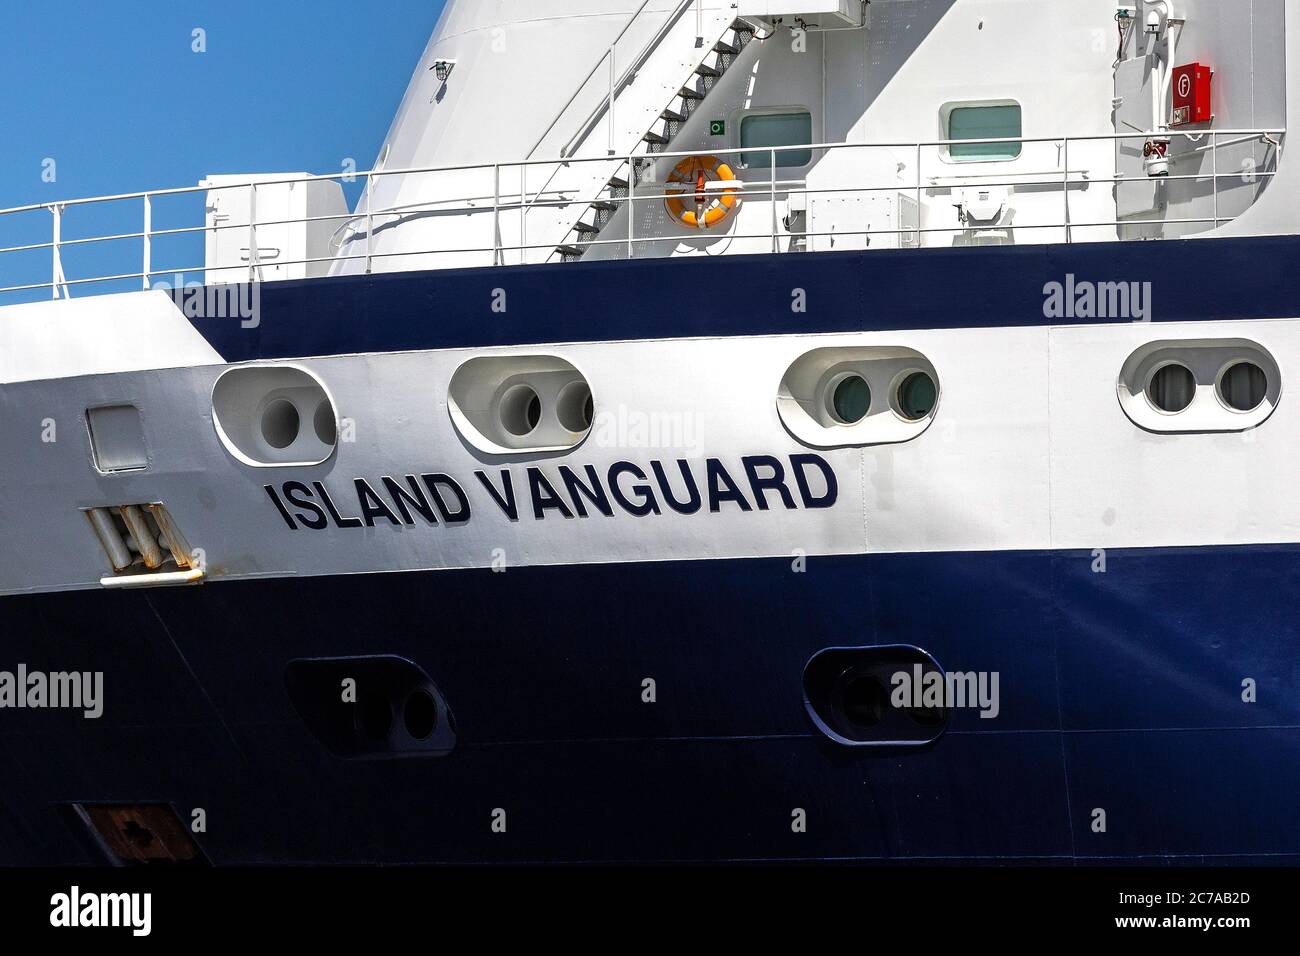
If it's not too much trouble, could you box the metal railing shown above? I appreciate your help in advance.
[0,128,1283,302]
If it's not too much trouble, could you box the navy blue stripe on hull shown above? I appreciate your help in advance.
[190,235,1300,361]
[1,545,1298,865]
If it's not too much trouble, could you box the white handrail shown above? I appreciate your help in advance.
[0,128,1284,300]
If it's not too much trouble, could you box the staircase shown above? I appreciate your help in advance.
[553,17,758,263]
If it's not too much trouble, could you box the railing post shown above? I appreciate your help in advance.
[364,173,374,275]
[770,148,778,254]
[142,193,152,290]
[1063,138,1071,244]
[520,165,528,262]
[248,182,258,284]
[915,142,923,247]
[627,155,635,260]
[50,204,64,300]
[493,163,501,266]
[1212,129,1220,228]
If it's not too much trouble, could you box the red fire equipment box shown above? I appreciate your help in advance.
[1171,62,1213,126]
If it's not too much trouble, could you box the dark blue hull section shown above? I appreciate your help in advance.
[2,546,1298,865]
[191,235,1300,361]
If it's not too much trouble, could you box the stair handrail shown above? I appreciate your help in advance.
[559,0,702,160]
[524,0,657,161]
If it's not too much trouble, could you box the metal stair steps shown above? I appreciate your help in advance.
[555,15,757,263]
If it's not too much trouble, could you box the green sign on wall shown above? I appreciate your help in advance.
[709,119,726,136]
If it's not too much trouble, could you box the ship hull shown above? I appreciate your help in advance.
[3,238,1300,865]
[2,544,1297,865]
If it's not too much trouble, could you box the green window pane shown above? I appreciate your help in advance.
[741,112,813,168]
[948,105,1022,161]
[832,375,870,424]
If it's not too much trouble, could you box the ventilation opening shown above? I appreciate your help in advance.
[86,404,149,473]
[86,503,198,577]
[65,804,208,866]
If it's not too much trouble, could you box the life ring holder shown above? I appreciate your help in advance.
[664,155,742,229]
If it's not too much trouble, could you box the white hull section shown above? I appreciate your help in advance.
[3,315,1300,596]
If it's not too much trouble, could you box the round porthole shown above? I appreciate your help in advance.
[313,399,337,444]
[896,371,937,421]
[261,399,301,449]
[403,689,438,740]
[1218,361,1267,412]
[828,374,871,424]
[356,691,393,742]
[556,381,594,433]
[840,673,886,729]
[499,384,542,436]
[1146,363,1195,413]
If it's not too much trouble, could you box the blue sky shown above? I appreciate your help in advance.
[0,0,445,300]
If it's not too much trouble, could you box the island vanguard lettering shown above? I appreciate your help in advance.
[264,454,838,530]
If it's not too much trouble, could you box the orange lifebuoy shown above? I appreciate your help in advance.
[664,155,741,228]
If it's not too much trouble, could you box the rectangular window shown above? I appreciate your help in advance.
[740,110,814,169]
[947,104,1022,161]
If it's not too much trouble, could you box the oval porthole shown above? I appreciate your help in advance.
[1146,362,1195,413]
[1218,361,1267,412]
[556,380,594,433]
[829,374,871,424]
[803,645,950,747]
[895,371,938,421]
[261,399,300,449]
[212,364,339,467]
[1118,338,1280,434]
[499,384,542,437]
[447,355,594,455]
[777,346,939,448]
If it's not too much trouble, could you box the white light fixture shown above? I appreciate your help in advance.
[431,60,455,82]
